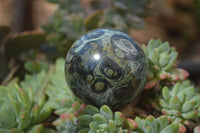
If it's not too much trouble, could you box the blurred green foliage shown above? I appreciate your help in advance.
[42,0,152,53]
[4,31,46,57]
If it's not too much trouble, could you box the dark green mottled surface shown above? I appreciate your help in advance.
[65,28,147,109]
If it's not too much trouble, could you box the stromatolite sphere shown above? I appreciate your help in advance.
[65,28,147,110]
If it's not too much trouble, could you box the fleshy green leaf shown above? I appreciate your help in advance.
[100,105,113,120]
[93,114,107,124]
[160,123,179,133]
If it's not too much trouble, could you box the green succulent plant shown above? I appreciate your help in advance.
[0,58,82,132]
[0,38,199,132]
[42,0,85,53]
[46,58,82,115]
[142,39,189,90]
[1,0,199,132]
[0,70,54,132]
[54,105,186,133]
[43,0,153,53]
[158,80,200,124]
[54,105,138,133]
[134,115,181,133]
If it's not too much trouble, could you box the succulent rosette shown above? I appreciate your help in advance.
[142,39,189,90]
[54,104,185,133]
[0,71,54,132]
[134,115,182,133]
[158,80,200,125]
[46,59,82,115]
[54,105,138,133]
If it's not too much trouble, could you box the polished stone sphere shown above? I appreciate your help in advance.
[65,28,147,109]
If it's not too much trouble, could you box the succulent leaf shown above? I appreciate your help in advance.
[4,31,46,57]
[26,124,55,133]
[82,105,100,115]
[100,105,113,120]
[160,123,179,133]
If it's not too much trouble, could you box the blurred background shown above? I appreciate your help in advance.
[0,0,200,84]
